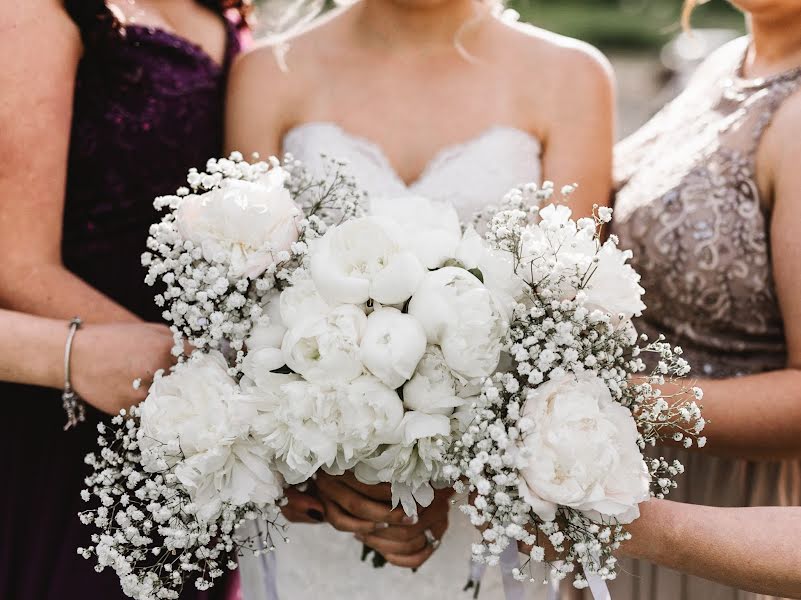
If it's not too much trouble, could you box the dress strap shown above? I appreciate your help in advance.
[63,0,120,47]
[729,54,801,158]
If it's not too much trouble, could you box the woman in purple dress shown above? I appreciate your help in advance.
[0,1,252,598]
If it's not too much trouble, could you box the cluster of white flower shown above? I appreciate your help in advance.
[81,154,366,598]
[78,401,283,600]
[141,152,362,368]
[240,195,514,516]
[445,184,705,588]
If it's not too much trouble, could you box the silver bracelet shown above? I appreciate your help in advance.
[62,316,86,431]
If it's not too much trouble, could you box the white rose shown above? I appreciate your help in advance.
[370,195,462,269]
[281,304,367,384]
[251,374,404,483]
[139,352,283,521]
[408,267,507,380]
[309,216,426,305]
[403,346,465,415]
[360,307,427,389]
[517,372,651,524]
[176,168,301,278]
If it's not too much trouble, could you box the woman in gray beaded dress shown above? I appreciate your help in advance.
[606,1,801,599]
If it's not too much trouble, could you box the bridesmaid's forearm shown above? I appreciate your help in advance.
[0,309,67,388]
[622,500,801,599]
[0,261,138,323]
[658,369,801,460]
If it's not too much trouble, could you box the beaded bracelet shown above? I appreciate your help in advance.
[62,317,86,430]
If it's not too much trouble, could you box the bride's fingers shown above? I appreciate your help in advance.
[316,475,409,525]
[380,520,448,568]
[354,531,427,557]
[281,487,326,524]
[321,496,382,534]
[338,471,393,502]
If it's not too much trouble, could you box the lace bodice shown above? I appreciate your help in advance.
[283,122,542,220]
[613,37,801,378]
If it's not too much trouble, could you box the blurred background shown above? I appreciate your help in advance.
[253,0,745,137]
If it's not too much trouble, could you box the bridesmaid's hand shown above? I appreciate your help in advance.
[71,322,177,415]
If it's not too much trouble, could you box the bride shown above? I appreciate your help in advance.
[225,0,613,597]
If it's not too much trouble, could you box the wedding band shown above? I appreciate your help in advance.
[424,529,440,550]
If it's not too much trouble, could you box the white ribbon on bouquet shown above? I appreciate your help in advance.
[469,549,612,600]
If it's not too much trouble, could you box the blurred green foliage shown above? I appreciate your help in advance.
[253,0,745,51]
[508,0,743,51]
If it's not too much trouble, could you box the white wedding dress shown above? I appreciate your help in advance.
[240,122,546,600]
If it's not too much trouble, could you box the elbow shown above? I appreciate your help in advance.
[0,257,64,309]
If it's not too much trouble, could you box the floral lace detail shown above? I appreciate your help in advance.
[613,37,801,379]
[283,122,542,222]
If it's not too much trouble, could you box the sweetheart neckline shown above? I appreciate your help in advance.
[282,122,542,191]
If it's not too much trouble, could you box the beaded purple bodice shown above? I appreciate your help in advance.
[63,19,241,321]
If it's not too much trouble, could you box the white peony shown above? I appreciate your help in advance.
[354,427,449,515]
[517,371,651,524]
[369,195,462,269]
[402,345,465,415]
[408,267,507,380]
[582,240,646,320]
[243,292,286,374]
[279,276,331,329]
[138,352,283,521]
[455,226,525,317]
[251,374,404,483]
[309,216,426,305]
[281,305,367,384]
[360,307,427,389]
[176,168,300,279]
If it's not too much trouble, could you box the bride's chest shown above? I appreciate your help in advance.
[283,122,542,221]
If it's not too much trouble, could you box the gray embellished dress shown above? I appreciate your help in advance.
[609,37,801,600]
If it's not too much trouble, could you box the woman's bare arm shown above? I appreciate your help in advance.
[623,500,801,599]
[539,43,615,217]
[0,308,177,414]
[0,1,138,323]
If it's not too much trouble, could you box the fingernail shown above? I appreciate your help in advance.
[403,514,419,525]
[306,509,324,522]
[355,534,365,542]
[375,522,390,530]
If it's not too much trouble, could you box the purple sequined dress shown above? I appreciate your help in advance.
[0,4,242,599]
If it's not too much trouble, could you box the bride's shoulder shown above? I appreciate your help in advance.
[493,17,613,84]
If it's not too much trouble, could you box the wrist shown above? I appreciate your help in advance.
[620,499,675,563]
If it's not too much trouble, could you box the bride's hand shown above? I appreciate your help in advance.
[355,488,451,569]
[316,472,451,569]
[281,485,326,524]
[315,472,413,534]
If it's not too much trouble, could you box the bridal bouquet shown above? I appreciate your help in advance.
[78,154,512,597]
[443,184,706,591]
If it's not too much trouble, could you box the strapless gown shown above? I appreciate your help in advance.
[240,122,547,600]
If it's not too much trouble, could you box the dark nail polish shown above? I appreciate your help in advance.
[307,509,324,522]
